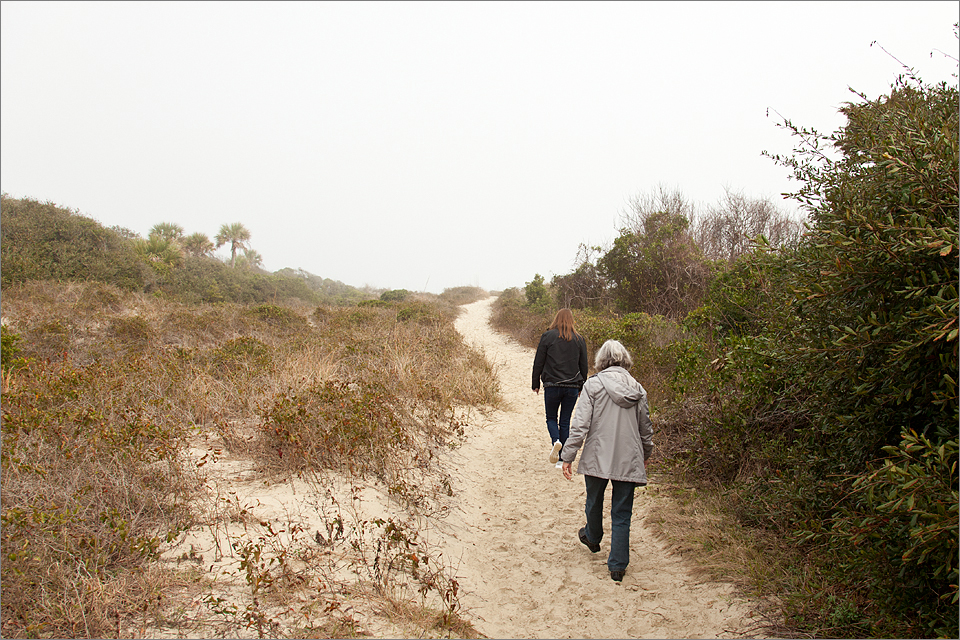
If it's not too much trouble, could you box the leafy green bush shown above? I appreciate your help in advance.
[552,258,608,310]
[380,288,410,302]
[246,303,309,331]
[0,195,327,306]
[771,78,958,472]
[597,210,714,318]
[668,244,811,482]
[524,274,548,307]
[679,74,959,636]
[1,194,152,290]
[1,326,24,369]
[397,301,441,325]
[210,336,272,373]
[154,255,321,305]
[830,432,958,637]
[273,267,375,306]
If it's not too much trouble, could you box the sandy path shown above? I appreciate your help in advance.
[436,297,761,639]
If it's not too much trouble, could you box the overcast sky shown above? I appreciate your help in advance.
[2,2,957,293]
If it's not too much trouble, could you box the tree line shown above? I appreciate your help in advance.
[135,220,259,270]
[546,185,804,319]
[0,198,372,306]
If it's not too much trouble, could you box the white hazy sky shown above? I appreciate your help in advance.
[2,1,957,294]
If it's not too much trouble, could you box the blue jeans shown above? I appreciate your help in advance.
[582,475,637,572]
[543,386,579,445]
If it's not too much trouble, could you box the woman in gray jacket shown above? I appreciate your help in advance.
[560,339,654,582]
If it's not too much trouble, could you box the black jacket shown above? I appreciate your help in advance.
[532,329,588,390]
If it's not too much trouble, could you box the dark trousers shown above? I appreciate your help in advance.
[583,474,637,571]
[543,385,579,444]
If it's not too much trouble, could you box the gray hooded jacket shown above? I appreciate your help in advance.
[559,366,654,485]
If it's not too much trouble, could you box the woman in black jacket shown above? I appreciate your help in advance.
[532,308,588,468]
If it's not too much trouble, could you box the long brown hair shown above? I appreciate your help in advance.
[549,308,578,341]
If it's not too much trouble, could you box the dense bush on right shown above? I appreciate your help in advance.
[691,75,958,637]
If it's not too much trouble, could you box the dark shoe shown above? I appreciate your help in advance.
[610,570,625,582]
[578,527,600,553]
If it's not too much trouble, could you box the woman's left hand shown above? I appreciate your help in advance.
[562,462,573,480]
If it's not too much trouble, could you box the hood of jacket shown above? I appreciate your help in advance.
[596,366,643,408]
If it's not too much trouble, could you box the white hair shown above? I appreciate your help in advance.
[594,339,633,371]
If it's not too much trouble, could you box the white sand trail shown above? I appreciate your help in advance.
[434,296,762,639]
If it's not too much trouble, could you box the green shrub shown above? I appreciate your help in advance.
[678,75,959,637]
[274,267,375,306]
[155,255,320,305]
[1,195,152,290]
[349,306,390,326]
[1,325,23,369]
[828,432,958,637]
[576,309,685,411]
[552,260,608,309]
[397,301,440,325]
[247,303,308,330]
[0,195,327,306]
[596,209,713,318]
[210,336,272,373]
[380,288,410,302]
[524,274,548,307]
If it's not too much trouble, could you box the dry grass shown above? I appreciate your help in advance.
[644,483,774,587]
[487,288,554,349]
[1,357,195,638]
[640,482,794,637]
[1,280,499,638]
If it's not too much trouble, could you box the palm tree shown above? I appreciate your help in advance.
[183,232,215,257]
[236,248,264,271]
[134,235,181,271]
[215,222,251,267]
[149,222,184,244]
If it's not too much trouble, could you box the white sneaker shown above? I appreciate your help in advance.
[549,441,562,464]
[555,460,564,469]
